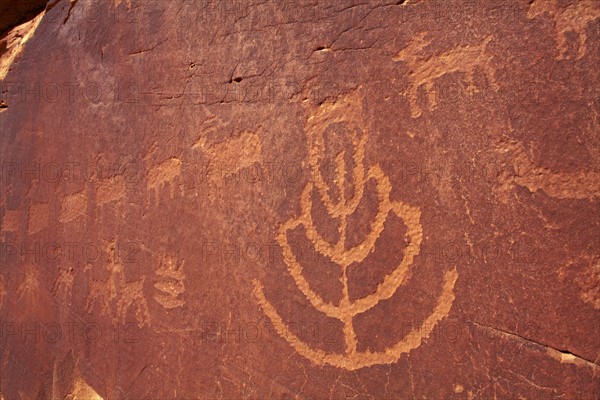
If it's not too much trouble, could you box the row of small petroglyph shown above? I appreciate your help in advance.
[5,149,597,215]
[0,157,513,187]
[0,242,186,328]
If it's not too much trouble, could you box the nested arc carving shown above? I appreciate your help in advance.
[253,92,458,370]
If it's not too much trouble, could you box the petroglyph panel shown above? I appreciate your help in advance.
[1,1,598,398]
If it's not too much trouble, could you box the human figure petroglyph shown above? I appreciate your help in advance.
[85,239,150,328]
[53,264,76,305]
[17,264,39,302]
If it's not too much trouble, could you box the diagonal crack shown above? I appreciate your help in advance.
[62,0,79,25]
[469,320,599,370]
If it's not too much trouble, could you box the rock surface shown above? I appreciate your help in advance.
[0,0,599,398]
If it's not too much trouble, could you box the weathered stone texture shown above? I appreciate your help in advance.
[0,0,598,398]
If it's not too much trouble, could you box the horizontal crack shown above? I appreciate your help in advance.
[469,320,599,370]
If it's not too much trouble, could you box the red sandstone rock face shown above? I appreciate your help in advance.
[0,0,599,399]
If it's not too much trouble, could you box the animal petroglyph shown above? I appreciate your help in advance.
[59,190,86,223]
[559,256,600,310]
[27,202,49,235]
[85,240,150,328]
[253,91,458,370]
[96,175,126,206]
[578,258,600,310]
[193,123,263,202]
[153,254,186,309]
[1,209,19,232]
[146,157,183,204]
[59,174,126,224]
[496,140,600,201]
[393,33,498,118]
[527,0,600,60]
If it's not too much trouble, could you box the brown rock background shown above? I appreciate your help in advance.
[0,0,599,399]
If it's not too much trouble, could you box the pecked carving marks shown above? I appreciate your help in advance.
[96,175,126,206]
[527,0,600,60]
[27,202,49,234]
[0,274,5,310]
[85,240,150,328]
[17,264,39,303]
[113,0,132,9]
[59,190,86,223]
[1,209,19,233]
[146,157,182,202]
[254,268,458,370]
[393,33,498,118]
[193,129,263,201]
[153,254,186,309]
[53,265,76,305]
[497,141,600,201]
[60,174,126,224]
[193,130,263,175]
[254,91,458,370]
[559,256,600,310]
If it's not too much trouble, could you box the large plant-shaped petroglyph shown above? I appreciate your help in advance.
[253,92,458,370]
